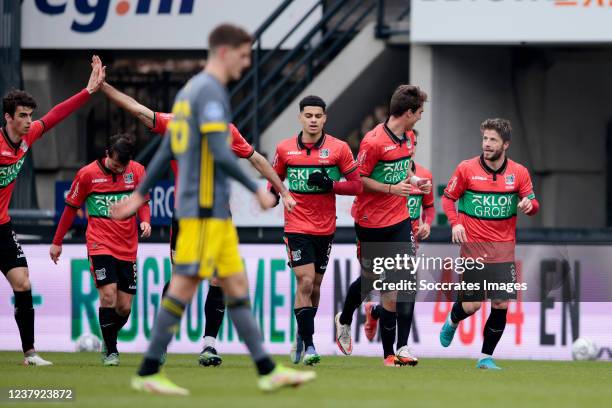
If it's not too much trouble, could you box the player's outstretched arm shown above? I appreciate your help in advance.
[248,151,296,212]
[101,82,155,129]
[208,134,275,209]
[137,202,152,238]
[35,56,104,137]
[49,206,79,264]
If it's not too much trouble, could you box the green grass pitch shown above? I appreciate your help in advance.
[1,352,610,408]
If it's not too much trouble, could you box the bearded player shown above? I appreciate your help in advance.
[440,118,539,369]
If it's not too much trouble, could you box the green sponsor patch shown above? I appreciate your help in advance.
[86,192,132,218]
[369,157,411,185]
[458,190,518,220]
[0,157,26,188]
[286,166,340,193]
[407,195,423,219]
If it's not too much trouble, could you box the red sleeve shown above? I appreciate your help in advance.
[527,199,540,216]
[230,124,255,159]
[338,142,358,175]
[137,202,151,223]
[333,168,362,195]
[52,206,78,245]
[422,205,436,226]
[357,137,379,177]
[65,169,90,208]
[26,89,91,145]
[151,112,173,135]
[442,195,459,227]
[519,166,536,200]
[443,163,468,201]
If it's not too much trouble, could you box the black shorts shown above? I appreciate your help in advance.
[284,233,334,274]
[459,261,517,301]
[355,218,416,263]
[355,218,416,295]
[170,215,179,263]
[89,254,137,294]
[0,222,28,275]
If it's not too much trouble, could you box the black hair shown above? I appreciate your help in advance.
[3,89,37,117]
[299,95,326,112]
[107,133,136,165]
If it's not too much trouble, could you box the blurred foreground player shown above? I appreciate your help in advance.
[50,134,151,366]
[0,57,105,366]
[100,78,294,367]
[112,24,316,395]
[271,95,361,365]
[440,118,539,369]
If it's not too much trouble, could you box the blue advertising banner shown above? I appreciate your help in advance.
[55,181,174,226]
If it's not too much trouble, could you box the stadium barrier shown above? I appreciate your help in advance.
[1,243,610,361]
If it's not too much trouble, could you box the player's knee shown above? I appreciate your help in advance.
[116,304,131,316]
[491,300,508,310]
[463,302,481,314]
[12,278,31,292]
[298,275,314,292]
[98,289,116,307]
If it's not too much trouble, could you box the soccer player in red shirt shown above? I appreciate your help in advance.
[363,129,435,353]
[0,57,105,366]
[440,118,539,370]
[271,95,361,365]
[50,134,151,366]
[99,79,294,367]
[334,85,431,366]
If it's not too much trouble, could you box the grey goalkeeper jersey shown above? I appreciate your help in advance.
[138,71,258,219]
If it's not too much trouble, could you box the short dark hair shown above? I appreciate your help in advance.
[480,118,512,142]
[3,90,37,117]
[299,95,326,112]
[107,133,135,165]
[209,24,252,51]
[389,85,427,117]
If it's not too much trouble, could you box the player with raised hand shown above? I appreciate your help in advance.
[440,118,539,370]
[99,74,295,367]
[0,56,105,366]
[111,24,315,395]
[334,85,431,366]
[271,95,361,366]
[50,134,150,366]
[363,129,434,355]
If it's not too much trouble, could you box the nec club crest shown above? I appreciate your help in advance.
[319,148,330,159]
[124,172,134,184]
[505,174,515,186]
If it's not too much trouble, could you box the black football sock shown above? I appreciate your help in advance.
[112,309,130,347]
[379,307,397,358]
[14,290,35,353]
[99,307,117,355]
[396,301,415,349]
[339,276,370,325]
[450,301,472,324]
[371,304,382,320]
[204,285,225,339]
[482,307,508,356]
[294,307,316,348]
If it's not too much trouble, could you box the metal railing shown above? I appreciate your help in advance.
[230,0,378,147]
